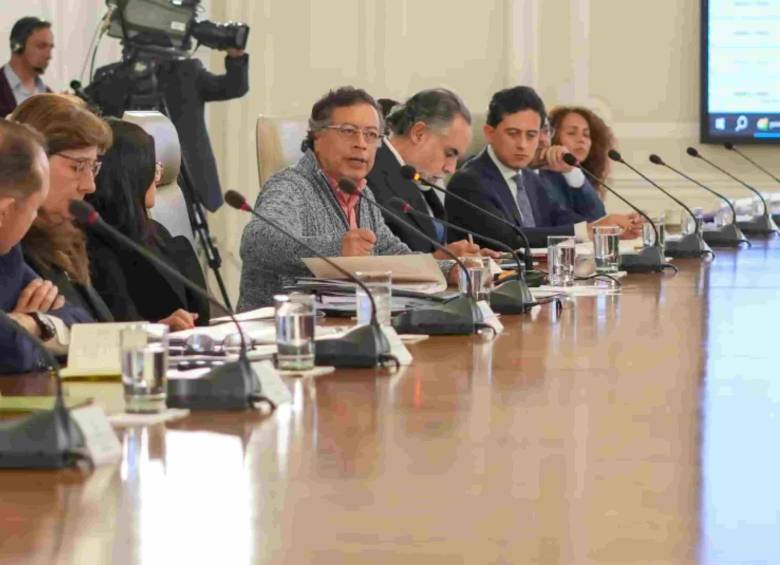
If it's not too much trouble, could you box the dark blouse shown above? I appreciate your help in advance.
[87,221,210,325]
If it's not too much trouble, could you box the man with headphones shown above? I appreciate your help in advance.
[0,17,53,118]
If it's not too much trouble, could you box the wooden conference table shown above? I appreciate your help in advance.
[1,240,779,565]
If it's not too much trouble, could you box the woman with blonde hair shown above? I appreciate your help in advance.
[543,105,616,220]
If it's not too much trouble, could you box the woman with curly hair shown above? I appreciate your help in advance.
[537,106,616,221]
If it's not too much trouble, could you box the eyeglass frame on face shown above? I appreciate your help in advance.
[321,123,383,145]
[154,161,164,184]
[54,152,102,178]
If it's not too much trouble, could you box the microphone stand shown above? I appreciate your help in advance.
[650,154,750,248]
[70,200,266,410]
[224,191,393,368]
[609,151,713,259]
[399,166,544,286]
[562,154,676,273]
[724,142,780,227]
[393,199,538,314]
[337,180,482,336]
[687,146,779,236]
[0,312,86,468]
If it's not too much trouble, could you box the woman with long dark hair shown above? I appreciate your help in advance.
[541,105,616,220]
[86,119,208,329]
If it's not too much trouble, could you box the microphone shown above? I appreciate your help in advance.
[69,80,96,107]
[398,165,536,276]
[649,154,750,248]
[69,199,266,409]
[687,146,779,235]
[0,312,86,468]
[724,142,780,184]
[390,197,535,314]
[561,153,675,273]
[608,150,713,259]
[223,190,392,367]
[336,179,482,335]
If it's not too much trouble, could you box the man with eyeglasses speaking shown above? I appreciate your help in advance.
[237,86,479,311]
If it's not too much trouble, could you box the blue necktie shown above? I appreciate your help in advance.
[513,173,536,228]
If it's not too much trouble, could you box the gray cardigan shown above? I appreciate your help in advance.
[238,150,411,310]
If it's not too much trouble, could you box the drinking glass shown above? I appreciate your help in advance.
[642,216,666,247]
[458,256,486,299]
[120,323,169,413]
[547,236,576,285]
[592,226,621,274]
[355,271,392,326]
[274,293,316,370]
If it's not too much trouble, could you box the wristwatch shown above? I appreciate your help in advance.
[29,312,56,341]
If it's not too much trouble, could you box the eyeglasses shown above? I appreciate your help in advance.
[323,124,382,145]
[55,153,102,177]
[154,161,164,184]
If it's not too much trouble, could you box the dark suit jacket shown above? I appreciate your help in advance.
[538,169,606,222]
[158,55,250,211]
[87,222,210,325]
[365,142,445,252]
[445,149,585,249]
[1,245,92,374]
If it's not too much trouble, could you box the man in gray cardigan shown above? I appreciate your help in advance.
[238,86,478,310]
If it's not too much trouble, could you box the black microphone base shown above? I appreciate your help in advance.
[167,359,261,410]
[702,224,752,247]
[664,232,714,258]
[490,279,535,314]
[737,214,779,235]
[0,404,85,469]
[315,323,391,368]
[392,295,479,335]
[620,245,672,273]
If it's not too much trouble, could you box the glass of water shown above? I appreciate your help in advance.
[547,236,576,286]
[681,207,704,235]
[355,271,392,326]
[120,323,169,413]
[274,293,316,370]
[458,256,487,299]
[715,202,734,227]
[642,216,666,247]
[592,226,621,274]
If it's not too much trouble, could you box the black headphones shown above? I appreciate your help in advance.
[10,17,50,55]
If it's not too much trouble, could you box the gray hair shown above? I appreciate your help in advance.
[386,88,471,136]
[302,86,383,151]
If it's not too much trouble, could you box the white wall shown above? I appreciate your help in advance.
[0,1,122,93]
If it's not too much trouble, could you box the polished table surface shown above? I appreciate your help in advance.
[2,241,779,565]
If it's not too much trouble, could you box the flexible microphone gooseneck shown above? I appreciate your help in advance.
[724,142,780,184]
[336,179,482,336]
[649,154,750,248]
[224,190,393,368]
[687,146,779,235]
[390,197,536,314]
[0,312,86,468]
[337,179,474,297]
[398,165,535,274]
[608,150,712,259]
[69,199,266,409]
[560,153,675,273]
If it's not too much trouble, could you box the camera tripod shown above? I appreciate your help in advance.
[87,53,234,312]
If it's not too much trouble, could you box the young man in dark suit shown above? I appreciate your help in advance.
[445,86,641,249]
[366,88,481,254]
[0,17,53,118]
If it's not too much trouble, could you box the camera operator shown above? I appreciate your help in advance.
[156,47,249,211]
[0,17,54,118]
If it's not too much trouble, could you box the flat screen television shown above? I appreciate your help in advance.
[701,0,780,144]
